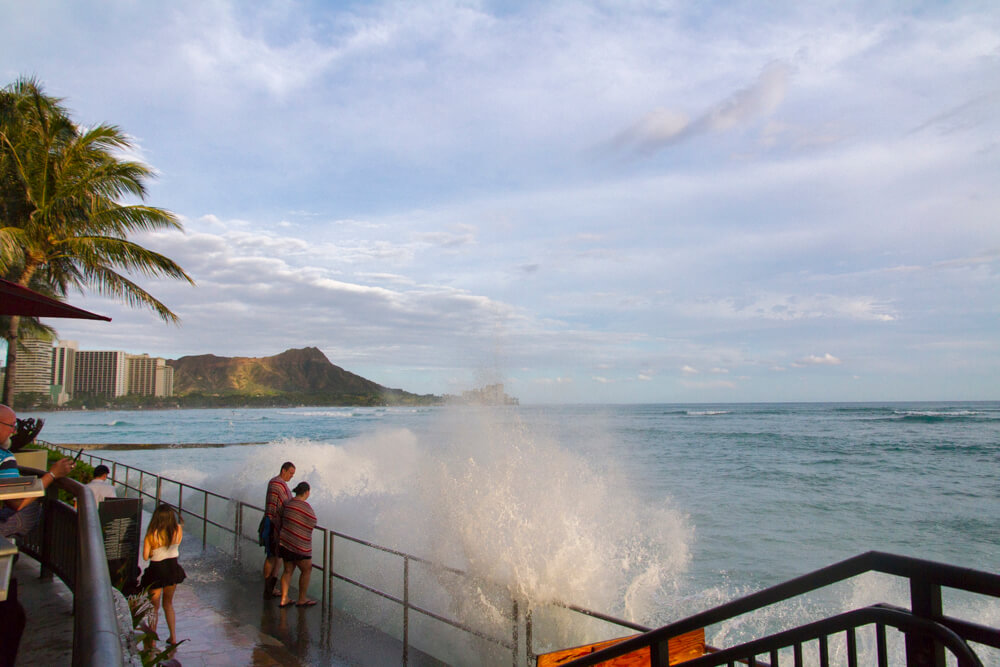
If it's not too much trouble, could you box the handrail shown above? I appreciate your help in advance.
[17,465,124,667]
[562,551,1000,667]
[679,605,984,667]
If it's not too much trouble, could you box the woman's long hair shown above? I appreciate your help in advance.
[146,504,183,549]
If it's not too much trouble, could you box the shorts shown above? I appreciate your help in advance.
[278,546,311,563]
[260,516,279,558]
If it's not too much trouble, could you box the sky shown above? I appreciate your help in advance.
[1,1,998,403]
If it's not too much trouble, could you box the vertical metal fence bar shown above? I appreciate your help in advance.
[908,579,945,667]
[651,638,669,667]
[819,634,829,667]
[846,627,858,667]
[525,607,533,667]
[511,598,519,667]
[876,623,888,667]
[793,641,803,667]
[769,648,779,667]
[155,473,162,506]
[321,528,329,611]
[202,492,209,549]
[326,529,334,622]
[234,501,243,559]
[402,555,410,665]
[178,485,185,518]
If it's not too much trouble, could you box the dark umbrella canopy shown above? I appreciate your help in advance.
[0,278,111,321]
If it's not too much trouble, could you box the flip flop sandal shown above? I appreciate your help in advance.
[296,599,318,607]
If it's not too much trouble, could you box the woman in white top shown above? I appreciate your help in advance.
[141,504,186,646]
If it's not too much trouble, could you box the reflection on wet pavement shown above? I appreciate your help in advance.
[14,544,445,666]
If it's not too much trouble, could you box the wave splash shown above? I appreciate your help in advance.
[223,407,692,643]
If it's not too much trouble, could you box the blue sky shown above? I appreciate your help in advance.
[2,1,998,403]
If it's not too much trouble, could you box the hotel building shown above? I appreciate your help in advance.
[52,340,78,405]
[72,349,129,398]
[3,339,174,402]
[127,354,174,397]
[12,335,54,397]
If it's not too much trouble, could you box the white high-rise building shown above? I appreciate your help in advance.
[127,354,174,397]
[73,350,128,398]
[14,335,54,397]
[52,340,78,405]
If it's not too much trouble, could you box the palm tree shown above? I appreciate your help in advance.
[0,77,194,406]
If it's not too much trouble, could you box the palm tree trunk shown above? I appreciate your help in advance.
[2,315,20,407]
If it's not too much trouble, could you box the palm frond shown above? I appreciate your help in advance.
[79,264,182,323]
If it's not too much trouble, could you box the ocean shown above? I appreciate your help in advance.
[30,401,1000,661]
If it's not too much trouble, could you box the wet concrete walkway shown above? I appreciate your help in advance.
[12,550,445,666]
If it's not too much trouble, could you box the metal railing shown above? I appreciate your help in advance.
[561,551,1000,667]
[52,443,643,665]
[15,465,124,667]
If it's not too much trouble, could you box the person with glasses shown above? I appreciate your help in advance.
[0,404,74,537]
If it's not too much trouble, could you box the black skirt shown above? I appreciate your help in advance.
[140,557,186,589]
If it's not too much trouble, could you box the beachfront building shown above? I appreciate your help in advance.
[51,340,78,406]
[73,349,129,398]
[127,353,174,397]
[13,334,55,399]
[3,339,174,403]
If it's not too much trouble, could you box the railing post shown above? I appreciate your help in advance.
[403,555,410,665]
[321,528,329,611]
[202,493,208,549]
[234,501,243,560]
[511,597,519,667]
[155,473,162,506]
[525,607,533,667]
[326,530,334,622]
[907,579,945,667]
[650,639,670,667]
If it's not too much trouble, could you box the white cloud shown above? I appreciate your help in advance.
[612,61,792,154]
[681,365,699,375]
[534,377,573,385]
[681,293,896,323]
[799,353,842,366]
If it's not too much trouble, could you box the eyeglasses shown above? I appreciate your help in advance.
[0,421,15,429]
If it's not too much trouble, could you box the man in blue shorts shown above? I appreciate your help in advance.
[260,461,295,598]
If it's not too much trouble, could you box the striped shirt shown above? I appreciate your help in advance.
[0,449,17,480]
[265,476,291,521]
[278,497,316,557]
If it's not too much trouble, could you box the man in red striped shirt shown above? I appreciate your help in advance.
[278,481,318,607]
[260,461,295,598]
